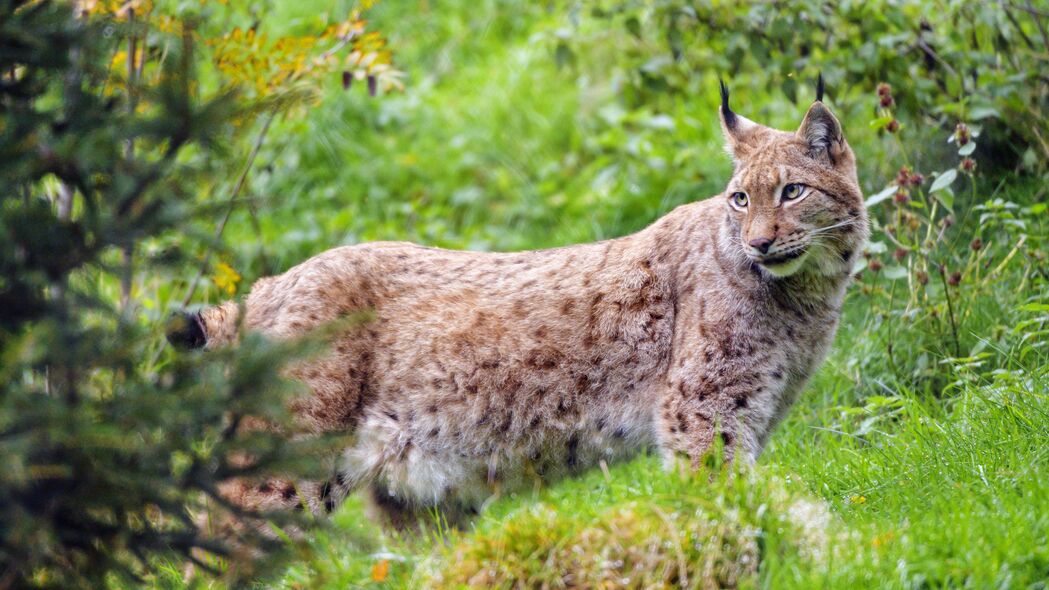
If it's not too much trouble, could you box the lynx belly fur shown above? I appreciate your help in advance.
[171,81,868,523]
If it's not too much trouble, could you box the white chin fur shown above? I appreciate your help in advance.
[758,250,809,278]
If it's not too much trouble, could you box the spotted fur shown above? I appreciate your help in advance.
[177,87,868,525]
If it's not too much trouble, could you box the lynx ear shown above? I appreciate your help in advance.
[796,101,846,165]
[718,79,761,160]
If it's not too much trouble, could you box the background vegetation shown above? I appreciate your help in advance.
[2,0,1046,588]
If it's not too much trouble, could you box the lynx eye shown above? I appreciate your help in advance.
[781,183,805,201]
[730,192,749,208]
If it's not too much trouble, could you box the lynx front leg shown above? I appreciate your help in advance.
[655,380,748,468]
[656,352,784,468]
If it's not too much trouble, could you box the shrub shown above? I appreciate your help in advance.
[0,1,330,585]
[580,0,1049,171]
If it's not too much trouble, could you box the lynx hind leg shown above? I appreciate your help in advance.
[363,483,420,532]
[208,474,355,540]
[363,482,479,533]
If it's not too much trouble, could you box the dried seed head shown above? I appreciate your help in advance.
[869,258,884,272]
[909,172,924,186]
[948,271,961,286]
[916,270,929,285]
[893,247,908,262]
[970,238,982,251]
[880,94,895,108]
[877,83,892,97]
[960,157,976,172]
[885,119,900,133]
[893,189,909,205]
[896,166,912,187]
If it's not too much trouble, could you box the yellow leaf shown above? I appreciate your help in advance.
[110,50,128,71]
[371,559,389,582]
[872,531,895,548]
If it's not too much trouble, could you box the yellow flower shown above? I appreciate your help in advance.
[850,495,867,505]
[212,261,241,296]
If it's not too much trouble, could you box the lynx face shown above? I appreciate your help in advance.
[719,93,868,278]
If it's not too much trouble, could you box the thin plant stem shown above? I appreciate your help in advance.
[150,112,276,366]
[937,264,962,357]
[179,112,275,309]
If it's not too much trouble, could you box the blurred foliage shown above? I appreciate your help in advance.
[0,0,375,586]
[579,0,1049,171]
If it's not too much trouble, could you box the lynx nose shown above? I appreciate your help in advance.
[749,237,774,254]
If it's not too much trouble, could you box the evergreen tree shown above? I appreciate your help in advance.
[0,1,328,586]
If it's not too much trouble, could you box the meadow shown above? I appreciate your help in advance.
[2,0,1046,588]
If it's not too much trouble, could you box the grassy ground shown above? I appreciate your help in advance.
[153,1,1048,588]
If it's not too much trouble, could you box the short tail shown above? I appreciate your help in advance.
[166,301,240,350]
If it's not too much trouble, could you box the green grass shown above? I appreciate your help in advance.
[260,355,1047,588]
[143,1,1048,588]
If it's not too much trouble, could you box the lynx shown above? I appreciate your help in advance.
[170,79,868,525]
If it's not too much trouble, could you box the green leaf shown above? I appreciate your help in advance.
[865,240,888,254]
[936,187,955,212]
[929,169,957,193]
[883,266,909,280]
[970,338,989,356]
[555,43,575,68]
[969,106,999,120]
[865,185,898,208]
[625,16,641,39]
[869,116,893,130]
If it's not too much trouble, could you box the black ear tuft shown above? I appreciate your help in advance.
[166,311,207,350]
[719,78,737,129]
[816,72,825,102]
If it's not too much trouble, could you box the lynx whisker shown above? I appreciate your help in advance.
[808,217,863,236]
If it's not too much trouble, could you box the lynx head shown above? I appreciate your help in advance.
[718,77,868,278]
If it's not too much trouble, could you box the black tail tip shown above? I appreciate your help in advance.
[816,72,825,102]
[166,311,206,350]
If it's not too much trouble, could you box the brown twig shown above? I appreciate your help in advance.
[179,112,275,309]
[150,113,275,366]
[937,264,962,358]
[1025,0,1049,48]
[120,7,140,313]
[1002,1,1037,50]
